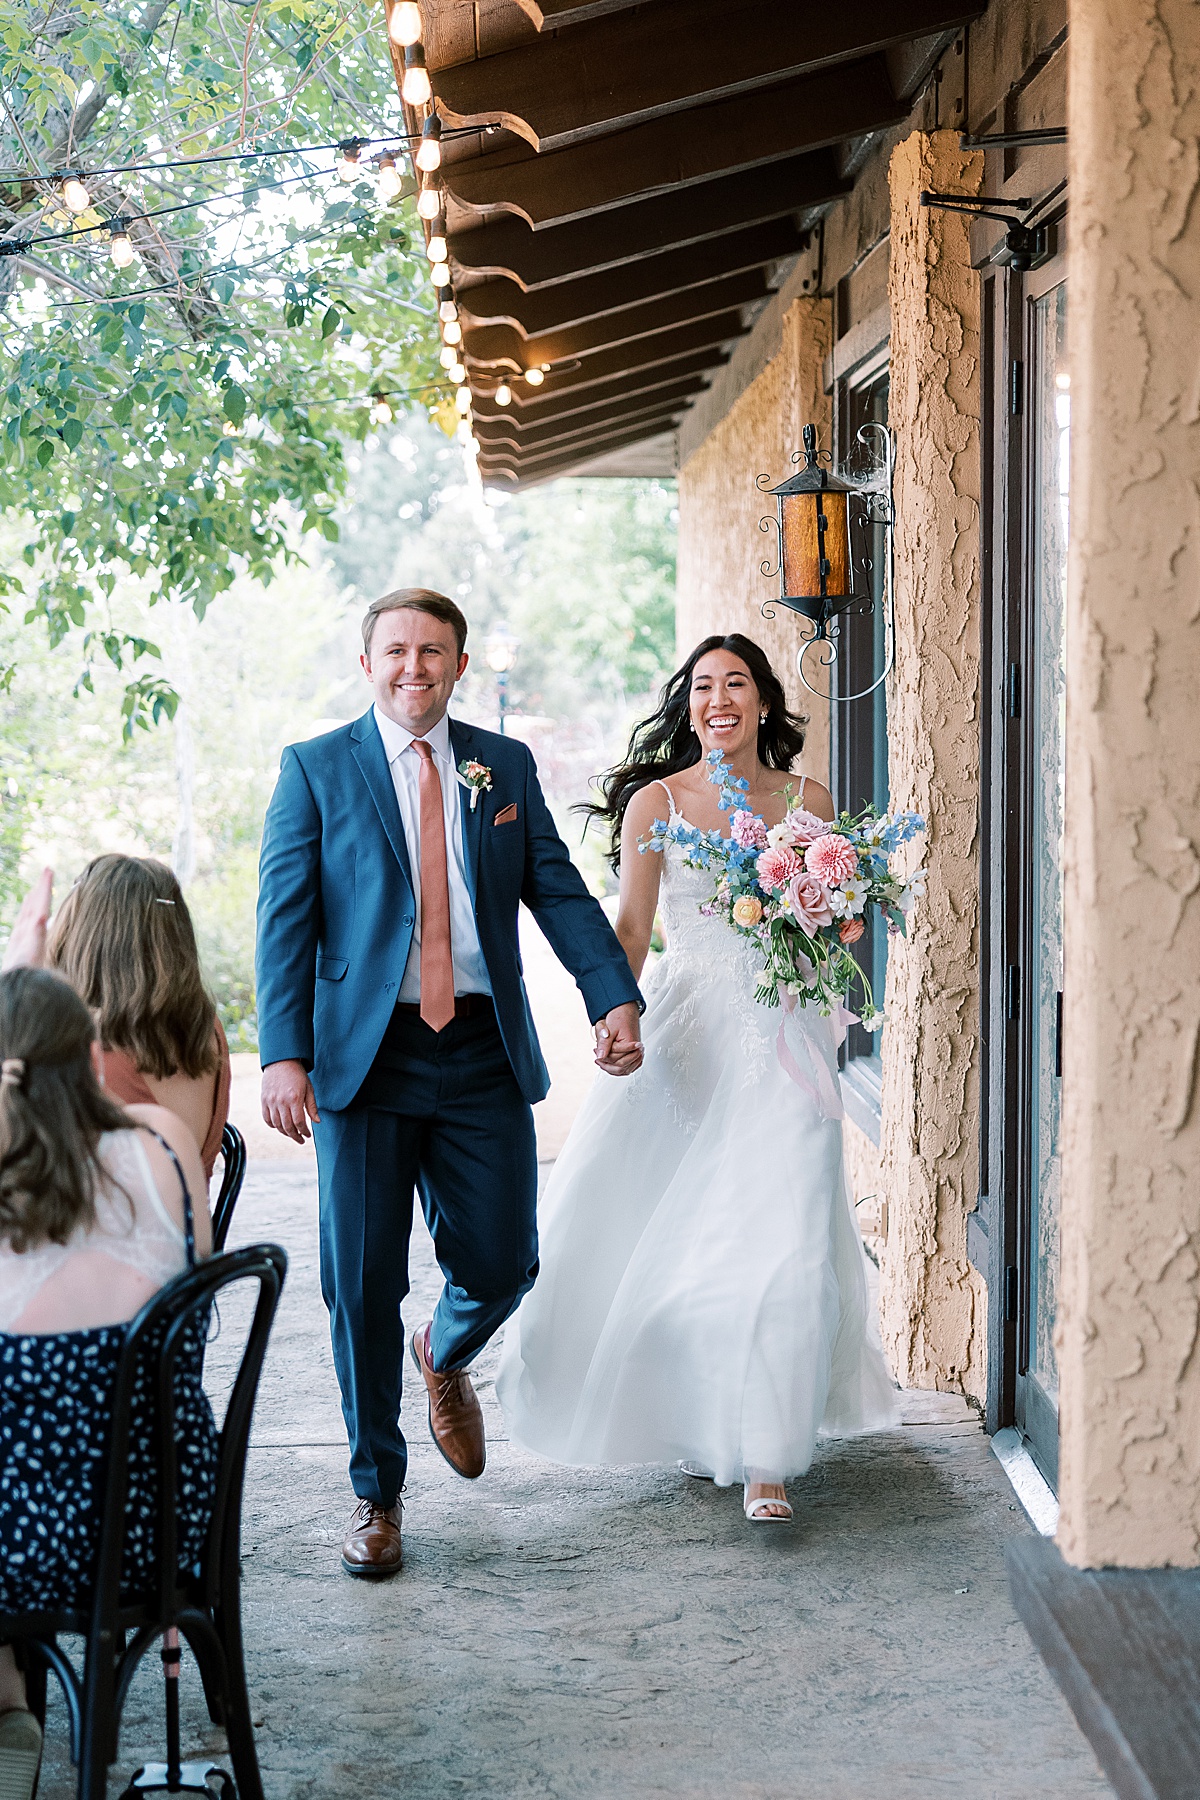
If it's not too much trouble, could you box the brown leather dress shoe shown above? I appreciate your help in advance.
[411,1323,486,1479]
[341,1498,404,1578]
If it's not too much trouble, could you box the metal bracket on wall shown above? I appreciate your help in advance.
[919,189,1051,274]
[793,219,823,299]
[959,127,1066,150]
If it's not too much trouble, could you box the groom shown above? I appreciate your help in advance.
[256,588,644,1578]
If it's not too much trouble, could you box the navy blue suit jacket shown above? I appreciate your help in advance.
[255,709,641,1109]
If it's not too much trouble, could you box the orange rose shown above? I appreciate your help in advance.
[839,918,865,944]
[732,895,763,927]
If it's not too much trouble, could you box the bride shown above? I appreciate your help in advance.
[496,633,896,1522]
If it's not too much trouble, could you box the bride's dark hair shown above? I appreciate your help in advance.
[582,632,809,871]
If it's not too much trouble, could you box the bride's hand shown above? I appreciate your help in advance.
[594,1003,643,1077]
[2,866,53,971]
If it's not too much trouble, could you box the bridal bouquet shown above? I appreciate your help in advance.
[642,751,925,1026]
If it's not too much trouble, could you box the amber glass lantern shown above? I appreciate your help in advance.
[757,421,895,701]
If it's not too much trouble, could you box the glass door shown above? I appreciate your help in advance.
[1015,271,1069,1486]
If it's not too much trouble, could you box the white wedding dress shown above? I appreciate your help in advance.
[496,781,898,1486]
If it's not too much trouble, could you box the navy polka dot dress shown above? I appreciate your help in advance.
[0,1134,219,1613]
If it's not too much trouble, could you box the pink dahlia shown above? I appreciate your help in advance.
[756,846,802,892]
[805,833,859,886]
[781,808,833,849]
[730,808,769,851]
[788,872,835,934]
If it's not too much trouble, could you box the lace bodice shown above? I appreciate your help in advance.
[0,1129,186,1331]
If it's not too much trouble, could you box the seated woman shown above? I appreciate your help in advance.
[7,856,231,1183]
[0,966,216,1800]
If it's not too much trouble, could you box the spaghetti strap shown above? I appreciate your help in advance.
[797,774,807,807]
[141,1128,197,1268]
[652,778,680,820]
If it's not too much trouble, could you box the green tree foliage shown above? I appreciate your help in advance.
[326,415,679,721]
[0,0,443,728]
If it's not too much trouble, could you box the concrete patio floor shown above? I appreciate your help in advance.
[36,1152,1112,1799]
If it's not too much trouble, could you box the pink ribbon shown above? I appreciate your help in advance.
[775,989,848,1121]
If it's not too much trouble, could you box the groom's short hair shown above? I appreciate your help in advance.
[362,588,468,658]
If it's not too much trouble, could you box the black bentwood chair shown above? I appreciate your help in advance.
[3,1242,287,1800]
[211,1124,247,1256]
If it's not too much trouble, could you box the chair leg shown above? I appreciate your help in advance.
[77,1639,120,1800]
[212,1598,263,1800]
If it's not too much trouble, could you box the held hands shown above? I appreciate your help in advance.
[593,1002,643,1078]
[261,1058,321,1142]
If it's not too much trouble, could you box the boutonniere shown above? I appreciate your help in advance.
[457,759,493,811]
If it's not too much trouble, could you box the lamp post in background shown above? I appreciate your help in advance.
[484,622,519,733]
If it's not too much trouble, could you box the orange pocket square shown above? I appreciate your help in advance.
[493,802,518,825]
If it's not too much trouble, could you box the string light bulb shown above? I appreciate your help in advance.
[61,173,90,213]
[416,114,443,174]
[402,44,432,106]
[336,139,363,183]
[429,259,450,288]
[448,359,466,383]
[426,233,447,263]
[455,384,472,414]
[438,298,457,323]
[442,318,462,345]
[376,153,403,202]
[439,344,458,369]
[370,393,394,425]
[494,383,512,407]
[107,220,135,268]
[388,2,422,46]
[456,419,474,446]
[524,367,545,387]
[416,180,441,221]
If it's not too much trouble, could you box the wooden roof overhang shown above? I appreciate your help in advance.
[388,0,985,486]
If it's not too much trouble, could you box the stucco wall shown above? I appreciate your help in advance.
[878,131,986,1404]
[1057,0,1200,1569]
[676,297,832,777]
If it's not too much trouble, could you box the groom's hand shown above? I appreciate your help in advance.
[593,1003,643,1077]
[262,1058,321,1142]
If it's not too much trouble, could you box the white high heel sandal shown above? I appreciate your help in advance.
[743,1487,793,1523]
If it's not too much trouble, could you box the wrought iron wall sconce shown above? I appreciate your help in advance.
[757,422,895,704]
[919,188,1051,272]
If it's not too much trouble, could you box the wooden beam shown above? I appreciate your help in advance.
[435,0,983,152]
[471,368,710,426]
[475,411,686,467]
[479,415,678,480]
[447,151,847,289]
[456,218,803,334]
[462,268,770,369]
[443,56,905,227]
[509,0,636,30]
[474,383,705,442]
[468,315,743,397]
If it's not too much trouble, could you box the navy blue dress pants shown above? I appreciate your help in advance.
[314,1002,538,1509]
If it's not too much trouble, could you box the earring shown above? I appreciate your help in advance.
[759,712,768,723]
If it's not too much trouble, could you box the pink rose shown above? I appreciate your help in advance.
[805,833,859,885]
[756,846,802,892]
[782,808,833,848]
[730,809,768,851]
[787,872,834,933]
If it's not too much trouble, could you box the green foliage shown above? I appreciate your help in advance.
[1,0,443,713]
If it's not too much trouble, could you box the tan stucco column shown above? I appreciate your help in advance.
[1057,1,1200,1569]
[878,130,986,1399]
[676,297,832,758]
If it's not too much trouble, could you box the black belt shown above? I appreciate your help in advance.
[395,994,493,1021]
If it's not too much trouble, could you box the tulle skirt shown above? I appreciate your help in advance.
[496,945,898,1485]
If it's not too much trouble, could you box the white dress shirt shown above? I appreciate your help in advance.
[373,705,492,1001]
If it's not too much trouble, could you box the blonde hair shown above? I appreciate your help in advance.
[47,855,218,1081]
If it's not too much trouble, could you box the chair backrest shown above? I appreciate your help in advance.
[211,1123,247,1254]
[87,1244,287,1640]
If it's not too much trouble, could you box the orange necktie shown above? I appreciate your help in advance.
[412,738,455,1032]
